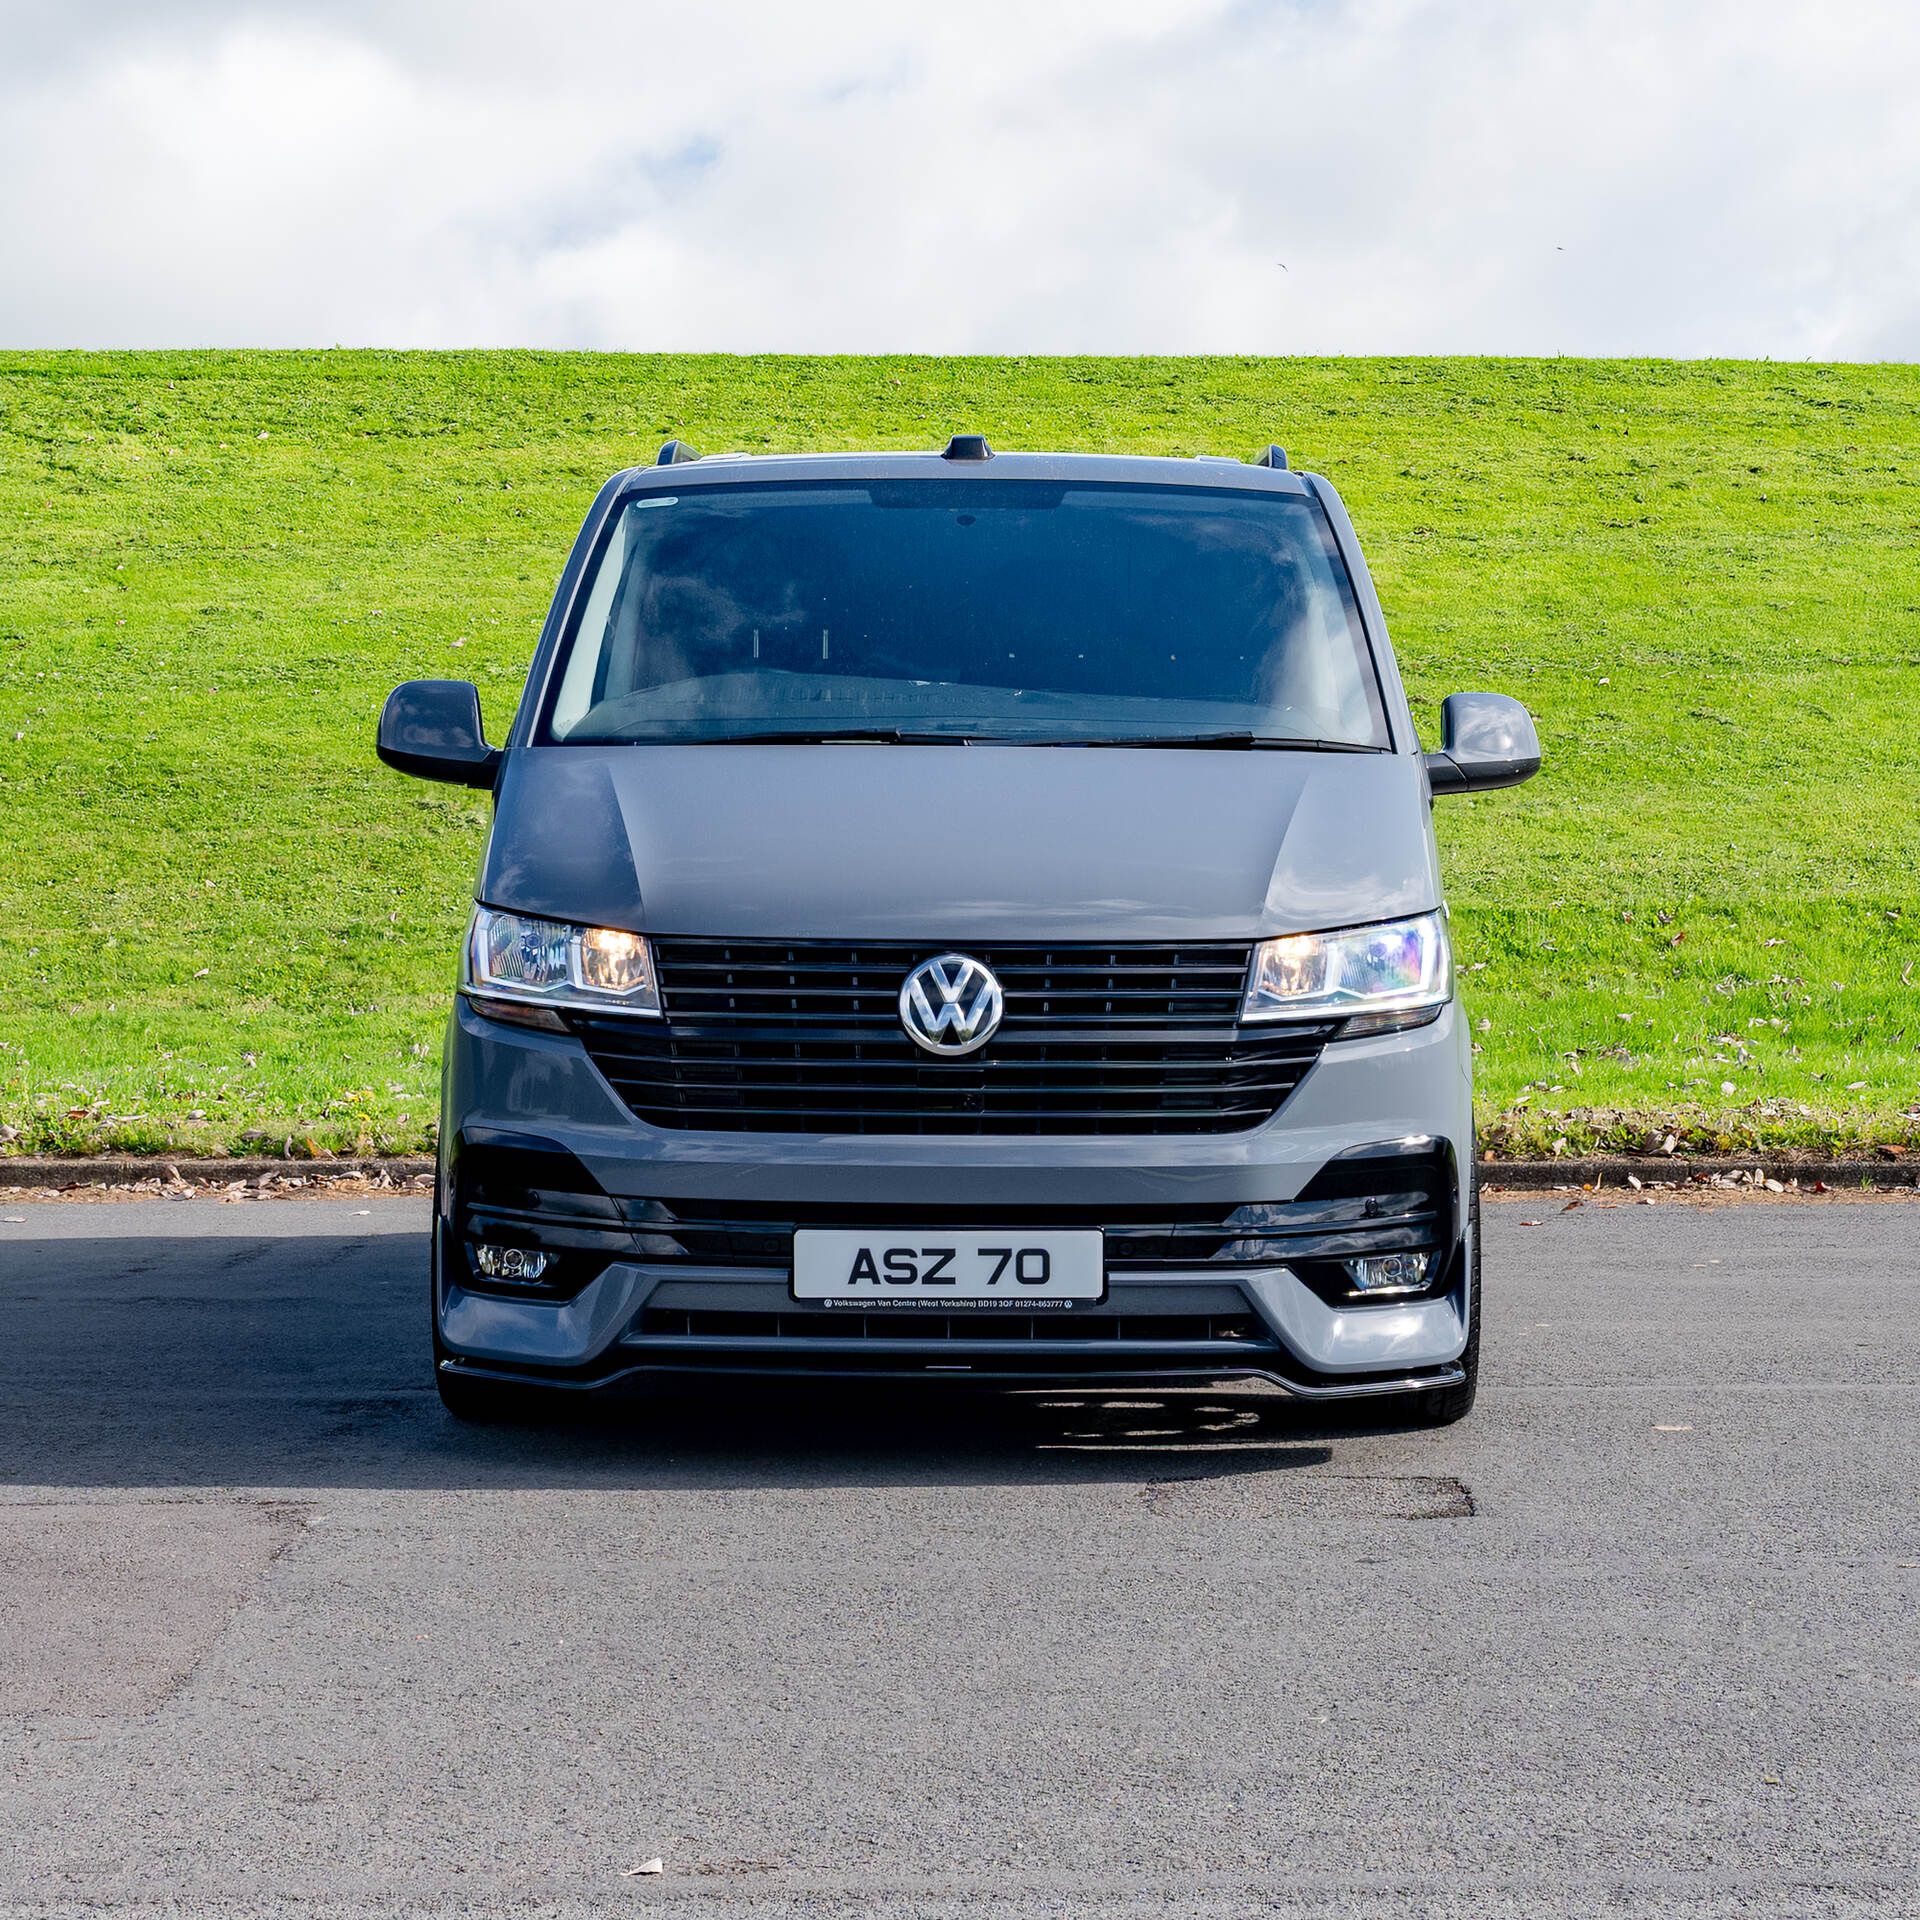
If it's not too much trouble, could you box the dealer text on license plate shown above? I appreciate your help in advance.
[791,1230,1104,1308]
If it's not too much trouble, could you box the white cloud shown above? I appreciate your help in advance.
[0,0,1915,354]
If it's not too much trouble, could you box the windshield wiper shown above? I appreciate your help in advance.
[1014,733,1383,752]
[667,728,974,746]
[622,728,1379,750]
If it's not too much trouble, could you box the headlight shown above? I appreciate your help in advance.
[464,907,661,1020]
[1242,911,1451,1028]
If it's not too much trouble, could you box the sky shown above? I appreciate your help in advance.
[1,0,1915,357]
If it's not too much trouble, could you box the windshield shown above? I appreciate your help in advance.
[541,480,1389,748]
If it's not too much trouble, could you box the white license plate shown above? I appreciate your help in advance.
[792,1230,1105,1308]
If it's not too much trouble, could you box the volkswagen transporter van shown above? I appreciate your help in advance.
[377,436,1540,1423]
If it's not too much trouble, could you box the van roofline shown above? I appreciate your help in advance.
[607,447,1317,495]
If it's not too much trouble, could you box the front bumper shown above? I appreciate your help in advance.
[434,994,1476,1399]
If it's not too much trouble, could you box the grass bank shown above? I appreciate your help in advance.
[1,351,1915,1159]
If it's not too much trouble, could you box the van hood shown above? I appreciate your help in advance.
[479,744,1440,943]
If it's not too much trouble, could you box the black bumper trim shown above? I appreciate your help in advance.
[436,1353,1466,1400]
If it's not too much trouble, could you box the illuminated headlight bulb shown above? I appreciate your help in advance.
[1252,933,1325,1000]
[1342,1251,1431,1296]
[579,926,656,996]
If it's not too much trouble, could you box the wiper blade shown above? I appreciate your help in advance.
[624,728,1378,750]
[671,728,973,745]
[1014,732,1382,752]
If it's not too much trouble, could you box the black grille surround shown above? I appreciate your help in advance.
[570,939,1336,1135]
[623,1185,1446,1285]
[445,1137,1456,1309]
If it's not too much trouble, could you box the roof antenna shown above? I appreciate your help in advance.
[941,433,994,462]
[1251,445,1289,469]
[656,439,702,465]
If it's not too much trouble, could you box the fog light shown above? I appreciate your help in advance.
[474,1244,552,1283]
[1342,1251,1431,1296]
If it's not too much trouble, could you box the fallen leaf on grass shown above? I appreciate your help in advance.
[1669,931,1685,948]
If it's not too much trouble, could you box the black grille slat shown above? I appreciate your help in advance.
[582,1025,1297,1051]
[637,1308,1270,1346]
[587,1063,1320,1092]
[593,1073,1310,1101]
[573,939,1333,1135]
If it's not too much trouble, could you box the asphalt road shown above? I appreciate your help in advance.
[1,1193,1916,1919]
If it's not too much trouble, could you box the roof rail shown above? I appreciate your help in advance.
[941,433,994,462]
[1251,445,1289,470]
[656,439,702,466]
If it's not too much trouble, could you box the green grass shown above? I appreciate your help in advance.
[2,350,1916,1160]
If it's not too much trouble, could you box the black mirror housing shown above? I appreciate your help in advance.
[376,680,502,789]
[1422,691,1541,795]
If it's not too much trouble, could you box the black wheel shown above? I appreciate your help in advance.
[1407,1156,1481,1426]
[434,1365,541,1423]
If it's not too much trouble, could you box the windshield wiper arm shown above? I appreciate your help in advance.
[1015,733,1382,752]
[675,728,973,746]
[620,728,1378,750]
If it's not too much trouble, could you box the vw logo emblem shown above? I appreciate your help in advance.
[899,952,1005,1057]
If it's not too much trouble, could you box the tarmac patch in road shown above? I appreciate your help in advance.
[1141,1472,1474,1521]
[0,1496,309,1716]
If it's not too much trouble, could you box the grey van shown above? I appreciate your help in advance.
[378,436,1539,1423]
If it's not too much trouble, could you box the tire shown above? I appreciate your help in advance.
[434,1364,557,1424]
[1406,1156,1481,1426]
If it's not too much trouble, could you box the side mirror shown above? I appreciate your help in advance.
[1423,691,1540,795]
[376,680,502,789]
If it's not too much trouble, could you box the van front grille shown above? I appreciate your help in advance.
[571,939,1333,1135]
